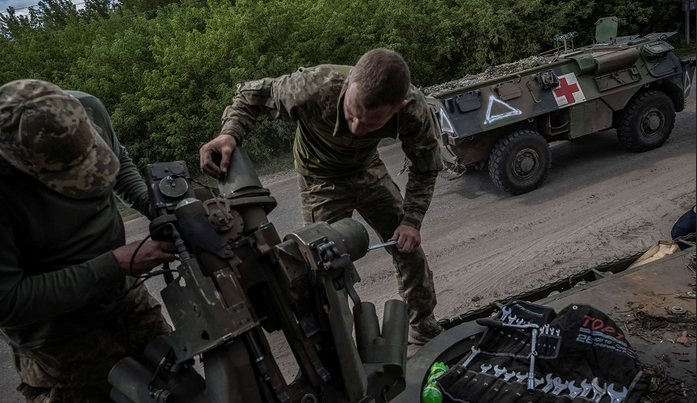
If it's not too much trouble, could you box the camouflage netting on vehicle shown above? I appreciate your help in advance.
[422,56,558,96]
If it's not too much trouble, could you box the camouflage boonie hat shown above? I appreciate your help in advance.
[0,79,119,199]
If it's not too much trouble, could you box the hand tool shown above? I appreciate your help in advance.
[480,364,492,374]
[607,384,628,403]
[568,381,583,398]
[515,372,528,383]
[460,346,481,368]
[534,377,544,388]
[592,378,607,402]
[551,377,569,395]
[493,365,507,378]
[475,317,540,391]
[542,374,555,393]
[503,370,516,382]
[367,241,397,251]
[500,306,512,322]
[580,379,593,397]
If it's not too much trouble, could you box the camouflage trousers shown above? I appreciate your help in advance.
[11,286,171,403]
[298,158,439,333]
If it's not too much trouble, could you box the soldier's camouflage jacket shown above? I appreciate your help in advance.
[220,64,443,229]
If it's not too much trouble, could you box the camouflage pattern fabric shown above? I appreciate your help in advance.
[220,64,442,230]
[298,159,439,333]
[0,79,119,199]
[10,286,170,403]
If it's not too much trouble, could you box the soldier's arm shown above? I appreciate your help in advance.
[220,65,345,141]
[69,92,151,218]
[0,202,125,327]
[398,88,443,230]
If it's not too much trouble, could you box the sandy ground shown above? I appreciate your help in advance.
[0,90,694,400]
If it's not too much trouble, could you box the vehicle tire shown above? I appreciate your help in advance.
[615,90,676,152]
[488,130,551,195]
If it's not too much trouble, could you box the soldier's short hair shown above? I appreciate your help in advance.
[350,48,411,109]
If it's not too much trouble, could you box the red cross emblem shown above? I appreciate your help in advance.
[552,73,585,108]
[554,77,580,103]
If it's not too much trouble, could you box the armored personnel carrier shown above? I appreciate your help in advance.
[425,17,696,195]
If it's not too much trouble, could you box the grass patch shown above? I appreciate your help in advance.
[673,45,696,57]
[255,151,295,176]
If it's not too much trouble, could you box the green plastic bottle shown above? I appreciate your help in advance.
[421,362,449,403]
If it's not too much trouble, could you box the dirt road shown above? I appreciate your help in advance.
[1,90,694,400]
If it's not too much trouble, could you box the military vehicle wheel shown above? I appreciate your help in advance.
[615,90,676,152]
[488,130,551,195]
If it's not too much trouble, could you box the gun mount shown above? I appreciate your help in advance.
[108,147,408,403]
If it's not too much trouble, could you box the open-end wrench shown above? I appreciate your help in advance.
[475,317,540,391]
[494,365,507,378]
[480,363,492,374]
[580,379,593,397]
[516,318,525,325]
[503,370,516,382]
[501,306,512,322]
[367,241,397,251]
[607,384,628,403]
[460,346,481,368]
[568,381,583,398]
[592,378,607,402]
[515,372,528,383]
[534,377,544,388]
[542,374,555,393]
[551,377,569,395]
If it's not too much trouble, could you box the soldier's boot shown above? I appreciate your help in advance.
[407,314,444,345]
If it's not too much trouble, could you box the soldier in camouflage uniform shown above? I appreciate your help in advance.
[0,79,175,402]
[200,49,444,344]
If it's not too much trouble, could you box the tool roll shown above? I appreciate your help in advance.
[437,301,649,403]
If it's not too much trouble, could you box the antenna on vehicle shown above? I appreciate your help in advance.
[553,31,578,54]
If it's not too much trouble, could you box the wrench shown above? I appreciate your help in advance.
[516,318,525,325]
[515,372,528,383]
[367,241,397,251]
[556,329,560,337]
[551,377,569,395]
[503,370,516,382]
[527,327,539,391]
[534,377,545,388]
[480,364,492,374]
[568,381,583,398]
[501,306,512,322]
[493,365,507,378]
[507,314,518,324]
[580,379,593,397]
[541,374,555,393]
[607,384,628,403]
[592,377,607,402]
[460,346,481,368]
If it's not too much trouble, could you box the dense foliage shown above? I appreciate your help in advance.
[0,0,688,170]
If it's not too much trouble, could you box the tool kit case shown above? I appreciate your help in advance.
[437,301,649,403]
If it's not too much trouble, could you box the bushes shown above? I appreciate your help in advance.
[0,0,686,171]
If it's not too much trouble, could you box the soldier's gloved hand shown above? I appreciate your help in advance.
[199,134,237,179]
[113,240,176,276]
[389,224,421,253]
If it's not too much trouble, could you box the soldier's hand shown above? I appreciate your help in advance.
[389,224,421,253]
[199,134,237,179]
[113,240,176,276]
